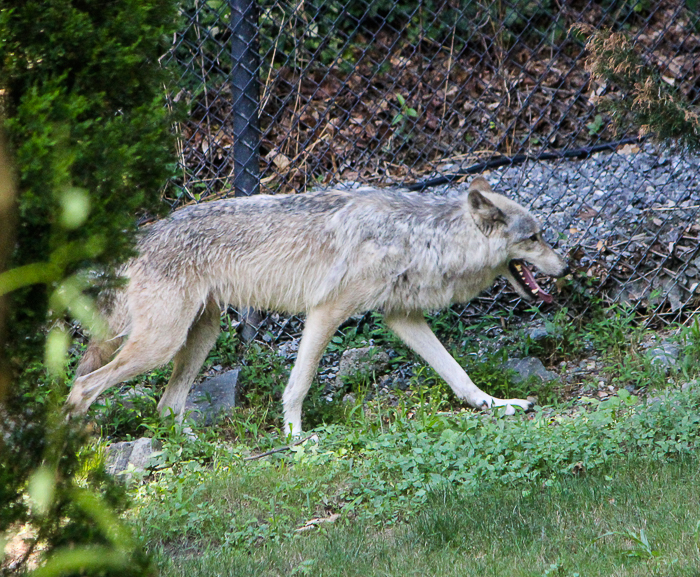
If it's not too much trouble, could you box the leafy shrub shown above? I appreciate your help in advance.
[0,0,179,354]
[0,0,178,573]
[577,26,700,151]
[131,384,700,557]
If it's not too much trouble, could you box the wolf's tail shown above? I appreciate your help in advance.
[75,284,131,378]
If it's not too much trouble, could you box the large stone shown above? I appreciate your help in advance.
[336,347,390,385]
[105,437,160,479]
[529,326,550,341]
[105,442,133,476]
[185,368,240,425]
[648,341,680,368]
[129,437,160,470]
[239,308,265,343]
[504,357,558,384]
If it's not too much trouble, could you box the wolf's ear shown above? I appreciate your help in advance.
[467,188,506,235]
[469,176,493,194]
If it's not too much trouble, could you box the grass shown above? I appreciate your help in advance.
[124,380,700,576]
[145,457,700,576]
[68,303,700,575]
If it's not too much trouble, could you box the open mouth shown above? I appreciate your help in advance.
[508,259,553,303]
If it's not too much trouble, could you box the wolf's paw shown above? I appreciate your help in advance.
[64,384,93,417]
[476,395,534,415]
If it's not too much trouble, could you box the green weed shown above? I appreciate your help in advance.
[519,307,586,362]
[131,384,700,554]
[596,528,660,560]
[145,455,700,576]
[588,304,640,358]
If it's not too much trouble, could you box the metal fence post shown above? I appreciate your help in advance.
[229,0,260,197]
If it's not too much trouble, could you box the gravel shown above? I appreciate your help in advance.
[445,144,700,317]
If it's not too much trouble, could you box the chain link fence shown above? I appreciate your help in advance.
[161,0,700,339]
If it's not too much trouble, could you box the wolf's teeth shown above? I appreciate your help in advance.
[514,263,522,271]
[532,287,539,293]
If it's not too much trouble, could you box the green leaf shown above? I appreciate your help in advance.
[587,114,605,135]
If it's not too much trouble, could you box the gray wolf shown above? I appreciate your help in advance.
[66,177,569,435]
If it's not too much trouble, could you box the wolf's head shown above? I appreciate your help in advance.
[466,177,569,303]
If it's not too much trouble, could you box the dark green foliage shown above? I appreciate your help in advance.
[260,0,650,59]
[239,342,289,415]
[0,0,178,574]
[253,0,654,73]
[0,0,179,354]
[579,26,700,150]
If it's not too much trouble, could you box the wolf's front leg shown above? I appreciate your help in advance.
[282,302,354,437]
[384,311,534,415]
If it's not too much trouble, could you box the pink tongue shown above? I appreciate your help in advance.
[521,263,552,303]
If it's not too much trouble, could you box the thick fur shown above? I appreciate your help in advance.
[67,177,568,435]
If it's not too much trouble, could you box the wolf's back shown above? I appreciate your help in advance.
[130,191,361,313]
[126,188,476,314]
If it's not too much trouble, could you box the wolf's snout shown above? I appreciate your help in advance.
[550,259,570,278]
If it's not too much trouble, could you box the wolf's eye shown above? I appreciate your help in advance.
[529,234,538,242]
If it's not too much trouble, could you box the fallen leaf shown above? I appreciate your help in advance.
[266,150,291,171]
[295,513,340,533]
[618,143,639,154]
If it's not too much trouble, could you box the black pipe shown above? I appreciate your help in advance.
[230,0,260,196]
[405,136,645,191]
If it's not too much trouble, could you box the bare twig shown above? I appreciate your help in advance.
[244,434,317,461]
[195,0,212,168]
[260,6,287,115]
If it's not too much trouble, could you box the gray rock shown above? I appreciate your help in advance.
[278,339,299,359]
[120,385,150,409]
[504,357,558,384]
[105,437,161,479]
[128,437,160,470]
[239,308,264,343]
[185,368,240,424]
[336,347,390,385]
[648,341,681,368]
[105,442,133,476]
[529,326,550,341]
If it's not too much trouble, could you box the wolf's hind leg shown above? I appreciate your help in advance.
[282,302,353,437]
[384,311,533,415]
[65,299,200,417]
[157,300,221,421]
[75,337,122,378]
